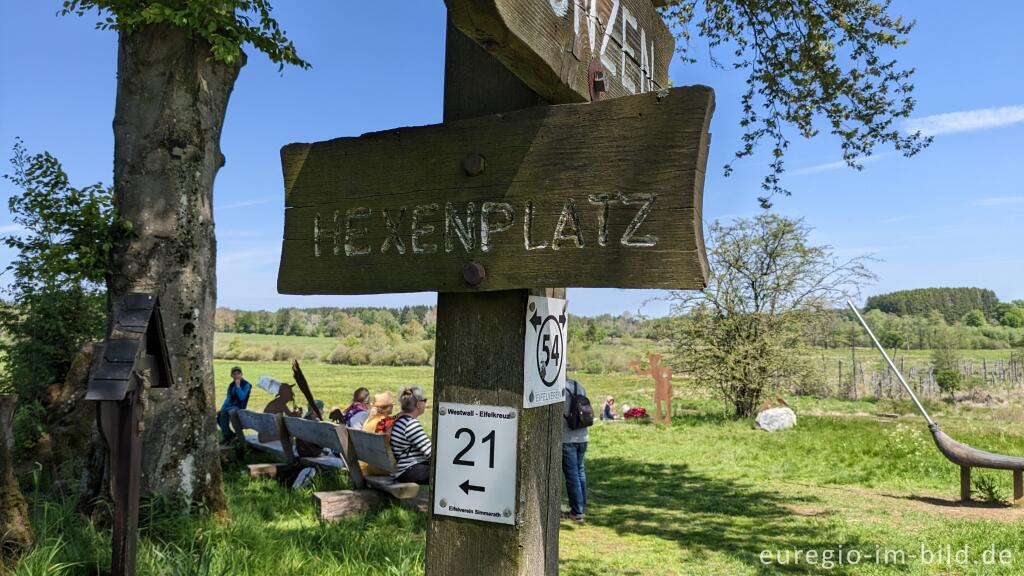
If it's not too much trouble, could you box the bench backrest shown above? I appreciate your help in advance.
[282,416,346,454]
[348,429,397,473]
[235,409,280,438]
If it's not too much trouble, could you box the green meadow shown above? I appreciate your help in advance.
[9,338,1024,575]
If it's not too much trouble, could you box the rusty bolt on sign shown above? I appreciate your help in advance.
[463,153,486,176]
[463,261,486,286]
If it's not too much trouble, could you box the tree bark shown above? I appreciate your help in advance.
[108,23,244,512]
[1,395,34,558]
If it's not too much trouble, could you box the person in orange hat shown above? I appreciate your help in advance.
[359,391,397,476]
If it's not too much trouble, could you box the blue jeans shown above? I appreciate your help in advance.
[218,409,236,439]
[562,442,587,516]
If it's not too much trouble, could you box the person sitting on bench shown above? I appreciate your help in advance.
[390,387,431,485]
[217,366,251,442]
[364,392,396,434]
[359,392,397,476]
[341,387,371,429]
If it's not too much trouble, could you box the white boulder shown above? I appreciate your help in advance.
[755,407,797,432]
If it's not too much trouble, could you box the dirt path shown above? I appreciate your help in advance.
[779,480,1024,522]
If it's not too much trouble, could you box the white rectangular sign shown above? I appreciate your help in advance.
[523,295,568,408]
[433,402,518,525]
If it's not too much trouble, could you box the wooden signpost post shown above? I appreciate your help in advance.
[278,2,712,574]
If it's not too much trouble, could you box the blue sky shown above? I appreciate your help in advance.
[1,2,1021,317]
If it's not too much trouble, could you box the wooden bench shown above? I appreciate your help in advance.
[347,429,421,500]
[229,410,291,462]
[930,424,1024,504]
[280,415,354,473]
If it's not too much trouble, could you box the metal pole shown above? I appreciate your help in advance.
[846,301,934,426]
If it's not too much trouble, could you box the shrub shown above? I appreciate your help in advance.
[368,348,397,366]
[935,369,962,400]
[12,400,47,453]
[272,346,296,361]
[325,345,350,365]
[395,343,429,366]
[346,346,372,365]
[973,471,1007,504]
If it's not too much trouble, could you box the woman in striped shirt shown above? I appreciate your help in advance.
[390,387,432,484]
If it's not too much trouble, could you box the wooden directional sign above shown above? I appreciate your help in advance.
[445,0,675,102]
[277,85,714,295]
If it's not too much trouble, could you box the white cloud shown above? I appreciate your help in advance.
[215,197,274,211]
[975,196,1024,207]
[790,154,886,177]
[903,105,1024,136]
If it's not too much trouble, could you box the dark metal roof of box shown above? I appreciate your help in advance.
[85,293,173,401]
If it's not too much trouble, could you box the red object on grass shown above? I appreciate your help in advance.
[624,407,648,420]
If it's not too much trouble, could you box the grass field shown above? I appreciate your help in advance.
[9,343,1024,574]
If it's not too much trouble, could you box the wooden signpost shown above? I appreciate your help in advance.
[445,0,674,103]
[278,2,712,574]
[277,85,712,294]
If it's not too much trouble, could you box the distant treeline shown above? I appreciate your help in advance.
[865,287,1017,325]
[214,287,1024,354]
[215,306,436,337]
[214,305,671,342]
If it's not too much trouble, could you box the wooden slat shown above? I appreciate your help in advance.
[281,416,346,454]
[91,361,135,382]
[445,0,674,103]
[103,339,141,363]
[278,85,714,294]
[85,378,132,402]
[348,429,397,473]
[236,410,282,439]
[366,476,421,500]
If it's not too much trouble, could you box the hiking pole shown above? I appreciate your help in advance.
[846,300,934,426]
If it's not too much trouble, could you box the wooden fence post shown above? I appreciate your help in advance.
[425,24,562,576]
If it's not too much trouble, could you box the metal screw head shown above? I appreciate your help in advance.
[463,153,486,176]
[463,261,486,286]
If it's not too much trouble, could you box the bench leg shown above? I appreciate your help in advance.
[960,466,971,502]
[1014,470,1023,505]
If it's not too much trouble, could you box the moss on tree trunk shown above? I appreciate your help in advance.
[1,395,33,558]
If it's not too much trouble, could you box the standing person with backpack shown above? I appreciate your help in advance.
[563,377,594,523]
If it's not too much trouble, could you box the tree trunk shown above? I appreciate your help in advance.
[108,23,244,512]
[1,395,34,558]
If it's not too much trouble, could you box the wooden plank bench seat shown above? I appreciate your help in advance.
[347,428,421,500]
[281,416,352,473]
[230,410,289,462]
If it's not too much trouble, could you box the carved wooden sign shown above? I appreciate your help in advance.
[277,85,714,295]
[445,0,675,103]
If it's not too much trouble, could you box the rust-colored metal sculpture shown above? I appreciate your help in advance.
[86,293,173,575]
[630,354,673,425]
[849,301,1023,505]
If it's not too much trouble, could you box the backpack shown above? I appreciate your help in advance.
[342,403,367,427]
[564,380,594,430]
[375,415,397,436]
